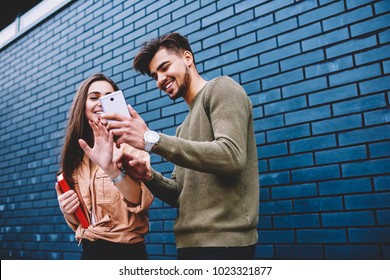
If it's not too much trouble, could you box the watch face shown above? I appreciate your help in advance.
[146,131,159,142]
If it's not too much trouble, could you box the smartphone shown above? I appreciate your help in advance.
[99,90,131,120]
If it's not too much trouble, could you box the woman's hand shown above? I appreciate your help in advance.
[55,183,79,215]
[79,120,119,176]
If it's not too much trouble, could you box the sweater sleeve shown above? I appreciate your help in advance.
[145,168,180,207]
[154,76,252,176]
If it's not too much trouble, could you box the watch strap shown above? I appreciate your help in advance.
[110,168,126,184]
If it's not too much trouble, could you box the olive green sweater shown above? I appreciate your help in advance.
[146,76,259,248]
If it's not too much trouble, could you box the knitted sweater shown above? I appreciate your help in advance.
[146,76,259,248]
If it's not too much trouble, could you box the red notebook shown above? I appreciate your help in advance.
[56,173,90,229]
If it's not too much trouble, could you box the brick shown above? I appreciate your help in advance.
[241,63,279,83]
[281,23,323,47]
[250,88,281,106]
[319,178,372,195]
[375,0,390,14]
[379,29,390,44]
[257,18,298,40]
[221,32,256,54]
[260,187,271,201]
[203,29,236,49]
[365,108,390,131]
[274,214,320,228]
[298,1,345,25]
[305,56,354,79]
[295,196,343,212]
[377,210,390,225]
[334,93,387,116]
[370,141,390,158]
[260,200,293,215]
[258,216,272,229]
[262,69,304,90]
[239,37,277,59]
[219,9,252,31]
[281,49,324,71]
[350,13,390,37]
[303,28,350,51]
[345,192,390,210]
[286,105,331,125]
[384,245,390,259]
[323,6,373,31]
[349,227,390,243]
[259,230,295,243]
[290,135,337,153]
[322,211,376,227]
[360,76,390,95]
[267,124,311,143]
[254,115,284,131]
[326,35,377,59]
[355,45,390,66]
[346,0,374,9]
[282,77,328,98]
[329,64,382,87]
[312,114,362,135]
[235,0,268,13]
[264,96,307,116]
[254,0,295,17]
[149,232,176,243]
[374,176,390,191]
[255,245,274,259]
[260,171,290,186]
[272,183,317,199]
[292,165,341,183]
[236,14,274,36]
[275,1,318,21]
[253,106,264,119]
[325,245,380,259]
[222,56,258,76]
[384,60,390,74]
[276,245,323,259]
[260,43,301,65]
[342,158,390,177]
[339,124,390,146]
[316,145,367,165]
[297,229,347,243]
[258,142,288,159]
[270,153,314,171]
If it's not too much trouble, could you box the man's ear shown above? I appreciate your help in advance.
[183,50,194,66]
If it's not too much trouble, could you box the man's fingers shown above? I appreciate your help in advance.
[101,112,127,122]
[127,104,140,119]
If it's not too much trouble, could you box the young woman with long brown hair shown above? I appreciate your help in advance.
[55,73,153,259]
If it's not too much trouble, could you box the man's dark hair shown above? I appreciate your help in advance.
[133,32,194,76]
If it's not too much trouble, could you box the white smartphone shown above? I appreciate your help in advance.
[99,90,131,120]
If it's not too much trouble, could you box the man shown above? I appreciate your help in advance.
[103,32,259,260]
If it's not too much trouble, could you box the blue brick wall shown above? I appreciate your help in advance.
[0,0,389,260]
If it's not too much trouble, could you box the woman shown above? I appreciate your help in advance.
[55,73,153,260]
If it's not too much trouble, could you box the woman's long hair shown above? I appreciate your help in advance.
[60,73,119,187]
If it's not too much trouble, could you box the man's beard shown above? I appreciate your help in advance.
[170,66,190,100]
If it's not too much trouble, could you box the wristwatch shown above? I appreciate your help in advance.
[143,130,160,152]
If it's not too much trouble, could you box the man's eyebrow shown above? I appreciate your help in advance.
[157,61,169,71]
[151,61,169,76]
